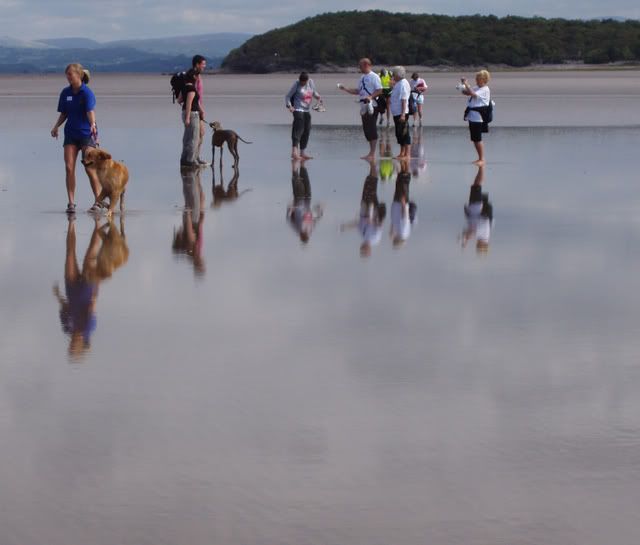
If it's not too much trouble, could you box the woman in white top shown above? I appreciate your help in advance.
[389,66,412,160]
[461,69,491,165]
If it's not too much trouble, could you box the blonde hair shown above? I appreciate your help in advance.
[65,63,84,77]
[476,70,491,84]
[82,69,91,84]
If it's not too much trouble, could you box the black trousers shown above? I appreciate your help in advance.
[292,111,312,149]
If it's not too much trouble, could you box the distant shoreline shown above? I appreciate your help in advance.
[213,62,640,75]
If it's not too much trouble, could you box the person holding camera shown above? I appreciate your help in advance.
[460,70,491,165]
[337,58,383,160]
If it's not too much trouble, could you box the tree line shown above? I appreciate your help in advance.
[222,11,640,72]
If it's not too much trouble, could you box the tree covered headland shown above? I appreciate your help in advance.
[222,11,640,72]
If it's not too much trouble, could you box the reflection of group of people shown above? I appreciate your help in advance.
[340,159,417,256]
[378,128,427,181]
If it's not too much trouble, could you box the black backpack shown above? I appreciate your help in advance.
[408,93,417,115]
[170,71,188,103]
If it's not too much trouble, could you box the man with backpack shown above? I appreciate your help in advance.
[192,55,209,166]
[172,55,207,167]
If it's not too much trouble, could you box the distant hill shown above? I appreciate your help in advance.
[39,38,103,49]
[0,33,251,73]
[107,33,253,57]
[222,11,640,72]
[0,36,53,49]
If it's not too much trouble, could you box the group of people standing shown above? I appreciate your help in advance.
[50,55,491,213]
[285,58,492,166]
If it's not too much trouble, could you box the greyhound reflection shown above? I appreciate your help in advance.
[211,164,251,209]
[53,216,129,362]
[173,166,206,276]
[287,159,323,244]
[340,159,386,258]
[461,165,493,254]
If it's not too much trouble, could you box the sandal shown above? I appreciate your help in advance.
[88,203,102,213]
[65,203,76,214]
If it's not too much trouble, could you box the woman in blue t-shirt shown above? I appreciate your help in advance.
[51,63,102,214]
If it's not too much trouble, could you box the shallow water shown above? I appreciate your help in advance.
[1,74,640,545]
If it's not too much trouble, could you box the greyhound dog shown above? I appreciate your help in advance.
[209,121,252,167]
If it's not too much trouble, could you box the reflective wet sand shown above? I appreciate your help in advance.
[1,73,640,545]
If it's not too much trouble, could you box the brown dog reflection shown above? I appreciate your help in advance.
[52,216,129,361]
[172,166,206,276]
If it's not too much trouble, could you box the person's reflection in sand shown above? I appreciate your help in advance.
[340,158,386,258]
[211,164,251,209]
[173,166,206,276]
[378,130,396,182]
[52,216,129,362]
[287,159,323,244]
[390,160,417,248]
[409,126,428,178]
[461,165,493,254]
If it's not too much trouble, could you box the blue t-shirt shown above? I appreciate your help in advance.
[57,83,96,140]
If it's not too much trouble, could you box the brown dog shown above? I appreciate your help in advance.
[81,148,129,216]
[209,121,252,167]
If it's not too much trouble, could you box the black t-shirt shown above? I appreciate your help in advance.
[182,75,200,113]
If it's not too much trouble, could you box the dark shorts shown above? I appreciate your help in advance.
[361,111,378,142]
[63,134,97,149]
[468,122,483,142]
[393,115,411,146]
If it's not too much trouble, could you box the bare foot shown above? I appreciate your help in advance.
[394,154,405,160]
[473,159,485,166]
[291,153,300,160]
[300,153,313,160]
[361,154,376,160]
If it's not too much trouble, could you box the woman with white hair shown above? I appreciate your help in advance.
[389,66,412,160]
[460,69,491,165]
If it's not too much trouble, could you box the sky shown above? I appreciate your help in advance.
[0,0,638,42]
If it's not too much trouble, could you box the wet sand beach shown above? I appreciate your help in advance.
[1,71,640,545]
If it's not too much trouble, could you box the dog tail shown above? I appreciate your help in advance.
[237,136,253,144]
